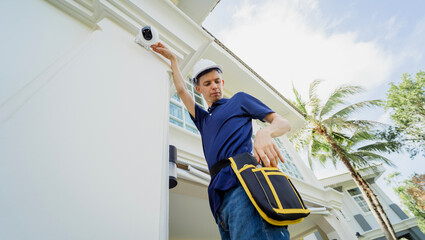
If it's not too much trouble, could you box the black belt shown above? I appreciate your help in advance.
[210,159,230,177]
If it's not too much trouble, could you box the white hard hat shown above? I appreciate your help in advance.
[191,59,223,85]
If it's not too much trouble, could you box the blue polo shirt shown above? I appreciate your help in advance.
[190,92,274,219]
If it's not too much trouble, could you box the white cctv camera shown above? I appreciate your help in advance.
[135,26,159,49]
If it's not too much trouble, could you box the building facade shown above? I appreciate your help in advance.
[319,165,425,240]
[0,0,391,239]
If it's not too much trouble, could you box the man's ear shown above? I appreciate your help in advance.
[195,85,201,93]
[222,79,224,86]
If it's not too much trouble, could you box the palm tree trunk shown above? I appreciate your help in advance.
[318,128,397,240]
[356,172,398,239]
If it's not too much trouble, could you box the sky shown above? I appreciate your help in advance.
[204,0,425,208]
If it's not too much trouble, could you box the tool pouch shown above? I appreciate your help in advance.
[227,152,310,226]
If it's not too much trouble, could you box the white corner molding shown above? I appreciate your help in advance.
[47,0,215,100]
[46,0,214,71]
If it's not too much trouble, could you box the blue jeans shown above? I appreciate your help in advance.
[216,185,290,240]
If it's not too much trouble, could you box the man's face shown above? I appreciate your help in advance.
[196,70,224,106]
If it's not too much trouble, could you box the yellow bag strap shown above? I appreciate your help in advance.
[228,157,306,226]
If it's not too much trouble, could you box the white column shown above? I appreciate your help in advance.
[0,17,170,240]
[316,213,357,240]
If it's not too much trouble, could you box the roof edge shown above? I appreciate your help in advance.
[202,27,306,118]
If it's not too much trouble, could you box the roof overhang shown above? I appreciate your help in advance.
[319,164,385,188]
[361,217,418,239]
[171,0,220,25]
[199,40,306,135]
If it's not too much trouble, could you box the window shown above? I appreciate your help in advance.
[274,138,304,180]
[348,187,371,213]
[251,130,304,180]
[169,80,205,134]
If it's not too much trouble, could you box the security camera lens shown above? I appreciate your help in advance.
[142,26,153,40]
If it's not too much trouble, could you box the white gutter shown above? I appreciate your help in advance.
[308,207,330,215]
[177,168,209,186]
[177,158,209,173]
[188,165,211,181]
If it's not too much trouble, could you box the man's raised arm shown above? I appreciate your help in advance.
[151,42,196,118]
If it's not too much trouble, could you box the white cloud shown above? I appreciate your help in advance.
[384,16,402,40]
[216,0,395,102]
[397,16,425,70]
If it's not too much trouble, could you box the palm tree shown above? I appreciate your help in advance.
[290,80,398,240]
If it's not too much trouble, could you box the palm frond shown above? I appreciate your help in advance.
[308,79,323,102]
[328,99,384,119]
[350,131,378,142]
[319,133,352,167]
[322,117,351,132]
[329,147,342,167]
[320,85,364,118]
[306,80,323,117]
[292,82,307,114]
[346,153,368,168]
[303,134,338,168]
[348,153,381,169]
[311,144,340,167]
[350,151,394,167]
[357,141,401,154]
[345,120,388,130]
[289,127,313,151]
[331,132,352,145]
[311,135,332,153]
[322,119,381,132]
[312,152,334,166]
[289,81,396,172]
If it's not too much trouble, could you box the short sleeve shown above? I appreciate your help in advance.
[238,92,274,121]
[190,103,209,131]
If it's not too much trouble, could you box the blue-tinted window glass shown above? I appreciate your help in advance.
[185,125,198,134]
[184,109,196,127]
[170,102,182,119]
[169,117,183,127]
[171,92,181,102]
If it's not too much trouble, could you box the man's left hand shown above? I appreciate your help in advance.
[253,129,285,167]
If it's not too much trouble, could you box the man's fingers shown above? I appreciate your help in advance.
[259,150,271,167]
[265,148,279,167]
[274,145,285,164]
[151,42,164,48]
[254,149,261,164]
[277,151,285,164]
[255,148,269,167]
[150,46,173,60]
[255,143,285,168]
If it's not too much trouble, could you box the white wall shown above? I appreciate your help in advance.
[0,0,92,106]
[340,181,402,234]
[0,2,170,238]
[369,182,402,224]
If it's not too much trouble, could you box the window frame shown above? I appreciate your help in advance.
[169,79,206,134]
[253,120,304,180]
[347,187,371,213]
[274,137,304,180]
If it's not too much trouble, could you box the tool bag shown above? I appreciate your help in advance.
[212,152,310,226]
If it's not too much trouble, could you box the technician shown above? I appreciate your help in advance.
[151,42,291,239]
